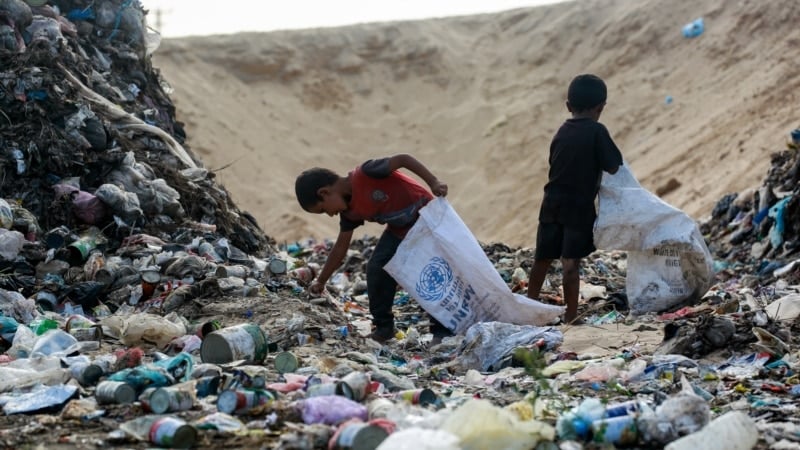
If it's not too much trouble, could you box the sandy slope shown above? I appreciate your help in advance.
[151,0,800,247]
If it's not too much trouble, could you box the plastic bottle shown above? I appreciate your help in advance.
[29,317,59,336]
[591,415,638,445]
[556,398,605,440]
[681,18,704,38]
[791,129,800,145]
[119,415,197,448]
[637,394,709,445]
[664,411,758,450]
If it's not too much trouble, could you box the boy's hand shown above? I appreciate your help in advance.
[309,280,326,296]
[429,179,448,197]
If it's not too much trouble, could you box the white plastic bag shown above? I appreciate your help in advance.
[594,165,713,315]
[385,198,564,334]
[456,321,563,372]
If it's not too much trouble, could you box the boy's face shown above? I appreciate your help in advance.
[309,188,348,216]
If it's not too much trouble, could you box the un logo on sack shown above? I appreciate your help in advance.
[416,257,452,302]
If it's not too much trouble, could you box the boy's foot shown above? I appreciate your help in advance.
[368,327,396,343]
[429,321,454,346]
[430,329,455,346]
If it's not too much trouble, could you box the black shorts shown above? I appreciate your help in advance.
[534,222,595,260]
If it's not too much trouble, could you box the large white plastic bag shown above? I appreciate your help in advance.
[594,164,713,315]
[385,198,564,334]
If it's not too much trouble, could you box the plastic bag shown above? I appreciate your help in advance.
[594,165,713,315]
[377,428,460,450]
[385,198,564,334]
[0,229,24,260]
[441,399,555,450]
[300,396,367,425]
[456,322,563,372]
[105,312,186,348]
[0,288,39,324]
[95,183,143,223]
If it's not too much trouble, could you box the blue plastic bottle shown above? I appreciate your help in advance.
[682,18,705,38]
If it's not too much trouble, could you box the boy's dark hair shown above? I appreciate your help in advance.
[567,74,607,111]
[295,167,339,211]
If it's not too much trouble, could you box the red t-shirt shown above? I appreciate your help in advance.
[339,158,433,237]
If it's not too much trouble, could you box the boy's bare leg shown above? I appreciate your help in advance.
[527,259,553,299]
[561,258,580,322]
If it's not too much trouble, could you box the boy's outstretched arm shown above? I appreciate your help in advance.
[387,154,448,196]
[309,230,353,295]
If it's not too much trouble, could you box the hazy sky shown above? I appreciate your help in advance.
[138,0,571,37]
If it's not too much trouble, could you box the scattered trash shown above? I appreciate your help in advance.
[0,2,797,449]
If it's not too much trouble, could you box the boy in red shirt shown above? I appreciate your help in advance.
[295,154,449,342]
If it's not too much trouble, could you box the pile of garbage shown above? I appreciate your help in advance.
[701,138,800,287]
[0,0,274,322]
[0,1,799,449]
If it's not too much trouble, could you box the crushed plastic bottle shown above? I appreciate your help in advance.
[681,17,704,38]
[638,393,710,445]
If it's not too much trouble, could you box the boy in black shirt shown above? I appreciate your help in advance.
[527,74,623,323]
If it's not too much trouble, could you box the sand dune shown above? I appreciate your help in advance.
[152,0,800,247]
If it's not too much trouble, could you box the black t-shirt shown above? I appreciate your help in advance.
[539,118,623,227]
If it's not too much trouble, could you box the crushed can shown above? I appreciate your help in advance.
[268,257,287,275]
[70,362,104,387]
[195,376,221,398]
[333,422,389,450]
[394,388,438,406]
[340,371,370,401]
[200,323,268,364]
[35,291,58,312]
[217,389,277,415]
[140,269,161,300]
[149,417,197,448]
[215,265,249,278]
[273,351,298,374]
[367,398,395,420]
[140,387,195,414]
[306,381,354,400]
[196,320,222,339]
[95,381,136,405]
